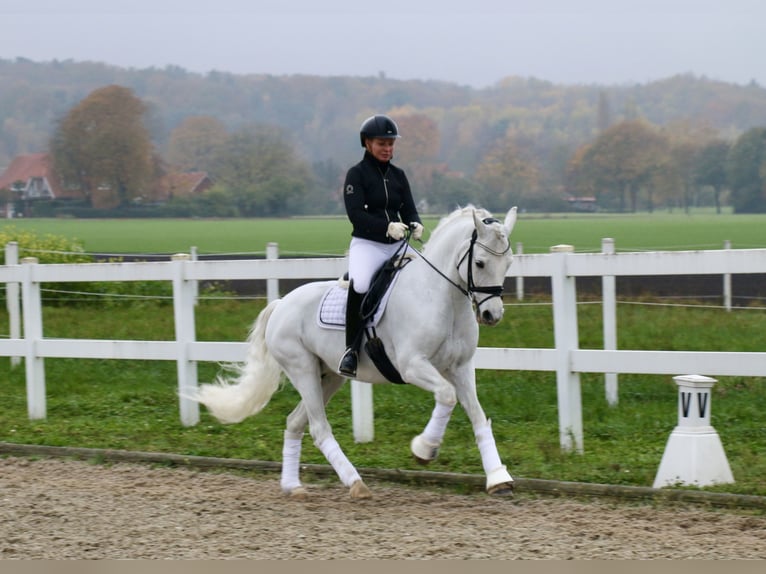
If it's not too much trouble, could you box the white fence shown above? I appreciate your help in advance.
[2,241,765,454]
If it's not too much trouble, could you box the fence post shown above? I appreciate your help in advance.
[723,240,732,312]
[20,256,46,420]
[172,253,199,426]
[602,238,618,406]
[267,242,279,303]
[351,380,374,443]
[5,242,21,368]
[653,374,734,488]
[190,246,199,306]
[515,242,524,301]
[549,244,583,453]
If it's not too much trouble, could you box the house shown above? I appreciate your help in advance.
[0,153,214,214]
[566,195,598,212]
[0,153,82,216]
[150,171,214,203]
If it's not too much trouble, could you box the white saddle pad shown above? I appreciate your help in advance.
[317,274,400,331]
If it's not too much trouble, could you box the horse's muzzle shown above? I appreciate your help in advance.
[477,307,503,325]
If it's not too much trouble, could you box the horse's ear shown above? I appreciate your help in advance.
[472,209,485,233]
[504,206,518,235]
[472,209,493,238]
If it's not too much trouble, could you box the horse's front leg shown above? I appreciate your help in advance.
[411,401,455,464]
[399,357,459,464]
[451,362,514,497]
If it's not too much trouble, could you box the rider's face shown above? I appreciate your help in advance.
[366,138,396,162]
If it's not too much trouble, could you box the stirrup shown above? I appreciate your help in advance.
[338,348,358,377]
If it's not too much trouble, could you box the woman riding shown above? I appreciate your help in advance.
[338,114,424,377]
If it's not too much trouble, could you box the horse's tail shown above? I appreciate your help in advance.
[193,299,283,424]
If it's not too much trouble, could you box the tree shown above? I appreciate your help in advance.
[210,125,313,216]
[425,171,486,213]
[166,115,228,172]
[597,90,612,133]
[726,127,766,213]
[656,121,719,212]
[693,139,731,214]
[395,113,441,163]
[474,133,539,211]
[388,112,442,204]
[574,120,667,212]
[50,85,157,208]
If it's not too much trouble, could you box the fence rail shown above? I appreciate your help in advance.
[2,241,766,453]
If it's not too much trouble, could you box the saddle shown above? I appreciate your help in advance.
[317,254,413,384]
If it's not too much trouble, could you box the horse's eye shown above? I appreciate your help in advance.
[476,260,485,269]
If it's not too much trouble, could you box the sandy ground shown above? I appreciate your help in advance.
[1,456,765,560]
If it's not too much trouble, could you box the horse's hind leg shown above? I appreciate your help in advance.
[411,401,455,464]
[281,371,370,499]
[281,405,309,499]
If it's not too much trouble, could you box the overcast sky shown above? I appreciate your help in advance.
[2,0,764,88]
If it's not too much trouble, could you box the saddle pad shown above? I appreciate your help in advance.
[317,274,399,331]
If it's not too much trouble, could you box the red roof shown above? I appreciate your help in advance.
[1,155,214,204]
[0,153,50,189]
[154,171,213,201]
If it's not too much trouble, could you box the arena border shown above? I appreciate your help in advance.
[2,441,765,511]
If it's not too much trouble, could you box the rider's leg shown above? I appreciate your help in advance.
[338,280,365,377]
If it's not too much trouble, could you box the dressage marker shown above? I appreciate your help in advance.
[654,374,734,488]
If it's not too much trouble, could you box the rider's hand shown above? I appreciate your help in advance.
[410,222,424,241]
[386,221,408,240]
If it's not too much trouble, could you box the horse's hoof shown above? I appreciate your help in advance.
[287,486,309,500]
[410,435,439,464]
[487,481,515,497]
[349,480,372,499]
[413,455,432,466]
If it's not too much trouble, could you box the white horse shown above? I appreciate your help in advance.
[193,205,518,499]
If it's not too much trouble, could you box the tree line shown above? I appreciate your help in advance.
[2,58,766,215]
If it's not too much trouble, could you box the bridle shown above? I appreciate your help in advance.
[412,217,511,313]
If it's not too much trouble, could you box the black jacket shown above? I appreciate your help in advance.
[343,151,421,244]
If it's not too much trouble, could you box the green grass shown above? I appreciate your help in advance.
[1,298,764,497]
[2,211,765,255]
[1,213,765,497]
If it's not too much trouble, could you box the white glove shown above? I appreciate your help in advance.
[410,222,424,241]
[387,221,408,240]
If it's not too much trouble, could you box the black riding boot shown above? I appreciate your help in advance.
[338,282,365,377]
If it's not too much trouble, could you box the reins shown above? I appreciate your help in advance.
[409,217,511,311]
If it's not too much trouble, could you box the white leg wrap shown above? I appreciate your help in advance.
[475,420,513,488]
[422,402,454,445]
[280,431,303,493]
[318,436,361,488]
[411,402,454,461]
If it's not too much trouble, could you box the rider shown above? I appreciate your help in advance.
[338,114,424,377]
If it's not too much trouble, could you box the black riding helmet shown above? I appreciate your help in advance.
[359,115,400,147]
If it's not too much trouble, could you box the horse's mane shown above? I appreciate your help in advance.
[425,204,494,247]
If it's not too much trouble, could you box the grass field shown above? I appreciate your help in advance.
[1,295,764,496]
[1,211,766,255]
[0,301,766,496]
[1,212,765,498]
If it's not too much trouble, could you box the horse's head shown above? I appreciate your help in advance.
[457,206,517,325]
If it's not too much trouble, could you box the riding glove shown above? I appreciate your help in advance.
[386,221,408,240]
[410,222,424,241]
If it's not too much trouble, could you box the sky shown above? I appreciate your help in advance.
[1,0,764,89]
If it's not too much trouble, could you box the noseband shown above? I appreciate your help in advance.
[455,218,511,312]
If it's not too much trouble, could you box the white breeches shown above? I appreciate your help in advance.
[348,236,410,293]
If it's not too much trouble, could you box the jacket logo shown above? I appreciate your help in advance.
[345,184,354,195]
